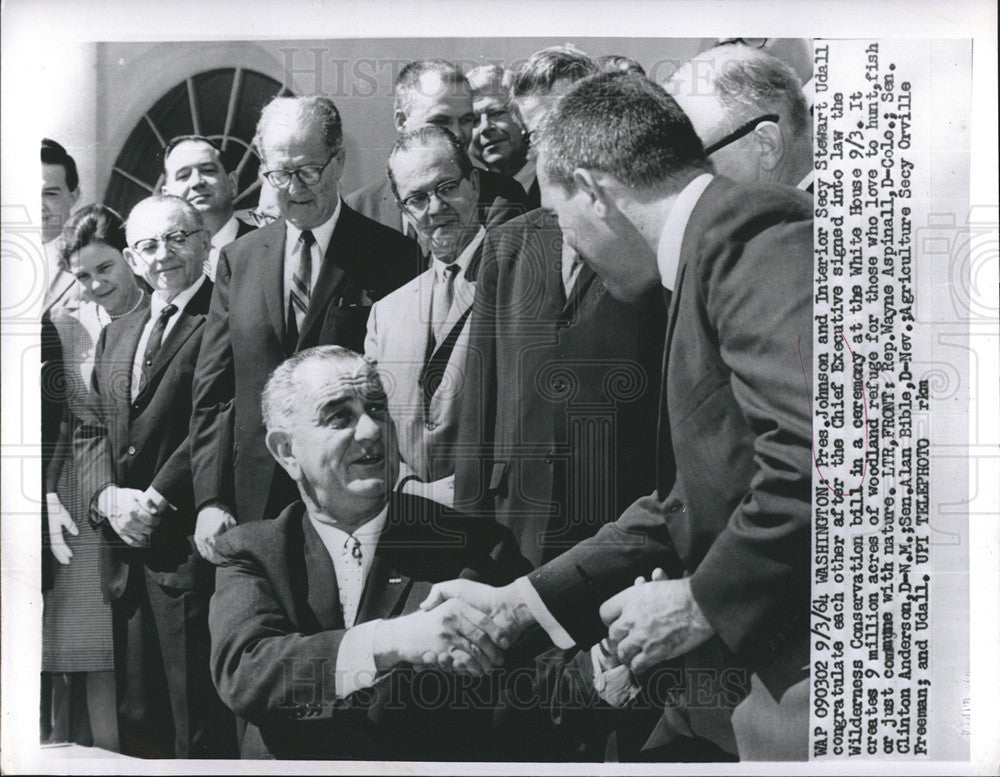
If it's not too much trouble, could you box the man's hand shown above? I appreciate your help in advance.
[46,493,78,565]
[194,503,237,564]
[98,486,159,548]
[420,579,534,646]
[599,577,714,676]
[374,598,508,676]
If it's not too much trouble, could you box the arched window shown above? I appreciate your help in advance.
[104,68,291,219]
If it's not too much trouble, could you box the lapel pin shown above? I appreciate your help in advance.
[389,577,403,584]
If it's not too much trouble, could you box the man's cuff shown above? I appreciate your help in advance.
[87,483,115,529]
[334,618,383,698]
[513,577,575,649]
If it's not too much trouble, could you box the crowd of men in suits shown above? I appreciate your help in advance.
[40,41,816,761]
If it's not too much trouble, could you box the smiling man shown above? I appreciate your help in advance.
[161,135,255,279]
[365,126,484,483]
[346,60,528,242]
[209,345,529,759]
[465,65,529,189]
[190,96,422,554]
[74,194,235,758]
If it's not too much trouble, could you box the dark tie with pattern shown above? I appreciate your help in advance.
[137,303,178,396]
[286,229,315,348]
[431,262,459,347]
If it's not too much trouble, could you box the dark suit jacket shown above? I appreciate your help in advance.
[190,203,422,524]
[454,208,667,567]
[75,279,215,598]
[209,491,531,760]
[524,177,814,743]
[345,169,530,239]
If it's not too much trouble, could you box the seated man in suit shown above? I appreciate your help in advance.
[666,43,814,192]
[346,59,528,244]
[208,345,531,759]
[190,96,422,558]
[465,65,533,208]
[74,194,236,758]
[365,125,486,484]
[160,134,256,279]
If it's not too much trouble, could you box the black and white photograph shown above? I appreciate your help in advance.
[1,1,997,773]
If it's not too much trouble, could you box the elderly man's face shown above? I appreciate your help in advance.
[42,163,80,243]
[471,93,527,171]
[259,121,344,230]
[279,361,399,523]
[162,140,237,224]
[125,200,207,296]
[391,145,479,264]
[397,72,477,147]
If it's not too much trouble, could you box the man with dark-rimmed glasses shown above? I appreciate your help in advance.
[666,43,814,192]
[365,125,484,487]
[190,95,422,544]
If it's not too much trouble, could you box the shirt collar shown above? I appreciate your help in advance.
[151,273,205,316]
[284,196,342,258]
[513,156,537,193]
[656,173,714,292]
[210,214,240,249]
[797,170,814,192]
[308,500,389,566]
[432,225,486,281]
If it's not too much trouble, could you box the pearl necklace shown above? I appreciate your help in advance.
[107,289,146,321]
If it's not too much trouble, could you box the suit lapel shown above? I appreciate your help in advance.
[428,270,475,362]
[355,554,412,625]
[301,513,345,631]
[107,306,151,416]
[259,222,287,346]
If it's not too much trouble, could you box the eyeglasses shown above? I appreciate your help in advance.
[130,229,202,258]
[397,176,468,214]
[716,37,768,49]
[261,152,338,189]
[703,114,779,156]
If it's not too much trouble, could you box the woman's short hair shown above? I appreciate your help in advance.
[57,204,127,272]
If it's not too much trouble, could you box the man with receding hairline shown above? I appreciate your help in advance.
[191,96,422,544]
[666,44,814,191]
[75,194,236,758]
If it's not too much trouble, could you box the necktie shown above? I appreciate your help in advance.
[431,263,459,346]
[136,303,177,397]
[339,535,365,627]
[287,229,315,345]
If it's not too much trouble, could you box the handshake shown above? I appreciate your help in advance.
[372,569,715,681]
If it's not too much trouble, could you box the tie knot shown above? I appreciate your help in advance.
[300,229,315,246]
[159,303,178,321]
[344,535,362,565]
[441,263,459,281]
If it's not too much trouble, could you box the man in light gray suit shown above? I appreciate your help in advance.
[365,126,484,486]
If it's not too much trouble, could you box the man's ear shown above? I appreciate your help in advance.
[393,109,408,134]
[122,247,143,276]
[467,167,481,198]
[70,188,81,207]
[265,429,301,481]
[227,171,239,196]
[753,121,784,172]
[572,168,612,219]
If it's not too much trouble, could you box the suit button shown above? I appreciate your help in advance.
[425,421,437,431]
[127,446,137,456]
[545,450,555,464]
[553,378,568,393]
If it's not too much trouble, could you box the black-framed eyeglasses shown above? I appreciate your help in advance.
[261,151,338,189]
[131,229,202,258]
[704,114,779,156]
[397,175,468,214]
[716,37,768,49]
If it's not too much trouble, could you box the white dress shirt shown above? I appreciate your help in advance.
[282,198,341,317]
[305,501,395,699]
[206,214,241,280]
[515,172,717,651]
[130,275,206,401]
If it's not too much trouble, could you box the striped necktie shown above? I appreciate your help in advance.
[287,229,315,345]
